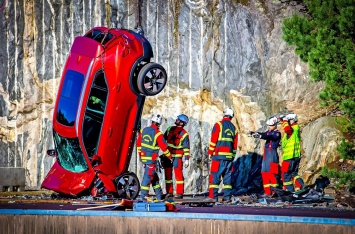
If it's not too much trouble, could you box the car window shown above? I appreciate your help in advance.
[85,30,114,46]
[83,71,108,160]
[86,72,107,116]
[53,130,89,173]
[56,70,84,126]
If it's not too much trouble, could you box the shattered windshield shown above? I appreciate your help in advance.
[53,131,89,173]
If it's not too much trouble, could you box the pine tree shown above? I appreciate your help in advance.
[282,0,355,191]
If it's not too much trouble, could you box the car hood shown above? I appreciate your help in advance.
[41,161,96,196]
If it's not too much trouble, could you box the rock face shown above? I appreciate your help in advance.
[0,0,344,193]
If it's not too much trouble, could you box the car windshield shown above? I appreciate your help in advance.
[53,130,89,173]
[56,70,84,126]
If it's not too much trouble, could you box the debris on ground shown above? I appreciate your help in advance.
[0,187,354,211]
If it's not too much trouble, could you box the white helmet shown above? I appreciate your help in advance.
[266,116,278,126]
[151,113,163,125]
[223,107,234,118]
[286,113,298,122]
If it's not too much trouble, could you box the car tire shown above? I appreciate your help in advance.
[137,62,167,96]
[114,172,140,200]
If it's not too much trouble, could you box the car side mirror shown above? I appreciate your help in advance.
[91,154,101,167]
[47,149,57,157]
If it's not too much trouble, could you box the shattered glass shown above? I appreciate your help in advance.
[53,131,88,173]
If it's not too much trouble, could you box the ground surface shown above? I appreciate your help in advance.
[0,190,354,219]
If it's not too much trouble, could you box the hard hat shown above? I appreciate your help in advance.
[151,113,163,125]
[286,113,298,122]
[177,114,189,125]
[266,116,278,126]
[223,108,234,118]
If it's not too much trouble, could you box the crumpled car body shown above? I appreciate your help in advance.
[41,27,167,199]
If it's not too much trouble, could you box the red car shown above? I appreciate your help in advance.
[41,27,167,199]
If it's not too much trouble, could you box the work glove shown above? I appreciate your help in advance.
[252,133,261,138]
[184,159,189,168]
[160,154,172,167]
[208,155,212,163]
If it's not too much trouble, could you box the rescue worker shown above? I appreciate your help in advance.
[250,116,281,196]
[279,113,305,192]
[208,108,238,203]
[163,114,190,199]
[136,113,171,200]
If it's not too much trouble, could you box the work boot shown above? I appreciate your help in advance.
[258,194,269,198]
[163,193,173,200]
[138,196,149,202]
[222,198,232,204]
[174,194,183,199]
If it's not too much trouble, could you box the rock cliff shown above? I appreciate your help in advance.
[0,0,344,193]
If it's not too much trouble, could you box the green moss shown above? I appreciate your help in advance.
[173,0,182,45]
[235,0,249,6]
[255,0,269,14]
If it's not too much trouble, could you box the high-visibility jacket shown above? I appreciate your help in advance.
[281,121,301,160]
[208,117,238,160]
[136,124,171,164]
[164,126,190,159]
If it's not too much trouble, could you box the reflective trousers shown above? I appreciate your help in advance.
[261,149,280,195]
[209,159,233,200]
[140,163,162,200]
[261,172,279,195]
[281,158,305,192]
[164,157,184,195]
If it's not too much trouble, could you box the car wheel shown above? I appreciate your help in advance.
[137,62,167,96]
[114,172,140,200]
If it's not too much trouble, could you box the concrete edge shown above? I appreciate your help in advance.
[0,209,354,226]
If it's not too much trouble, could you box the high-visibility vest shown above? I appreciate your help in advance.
[213,121,237,159]
[165,126,190,158]
[140,126,162,163]
[282,124,301,160]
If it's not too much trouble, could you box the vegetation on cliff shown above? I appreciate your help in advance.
[282,0,355,191]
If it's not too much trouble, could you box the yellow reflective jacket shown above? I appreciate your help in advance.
[281,123,301,160]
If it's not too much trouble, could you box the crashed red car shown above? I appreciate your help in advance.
[41,27,167,199]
